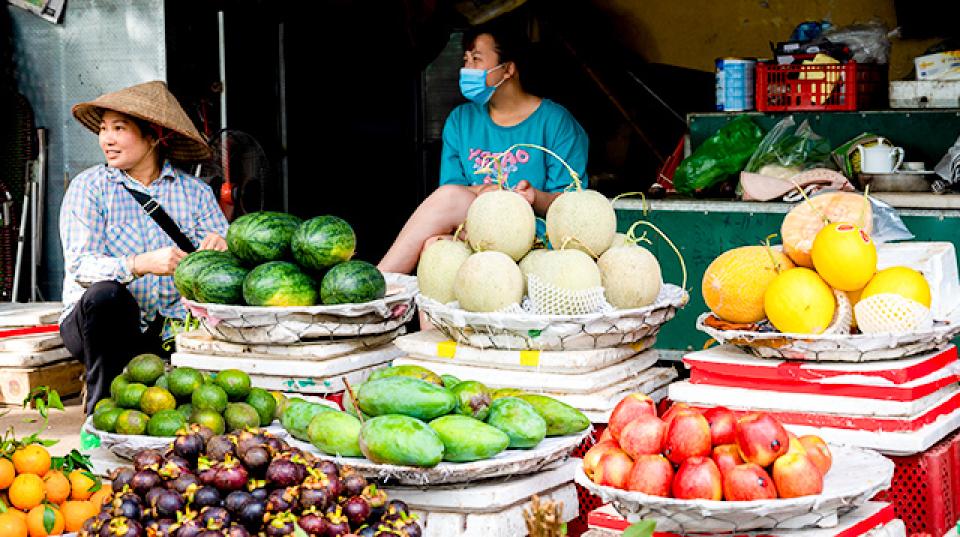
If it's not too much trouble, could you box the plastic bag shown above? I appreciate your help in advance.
[869,196,914,243]
[673,116,764,195]
[822,21,891,64]
[744,116,832,175]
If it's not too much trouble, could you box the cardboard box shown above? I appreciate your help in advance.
[915,51,960,81]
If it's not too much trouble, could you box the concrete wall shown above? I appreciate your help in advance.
[591,0,940,80]
[9,0,166,300]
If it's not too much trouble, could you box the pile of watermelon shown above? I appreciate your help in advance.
[174,212,387,307]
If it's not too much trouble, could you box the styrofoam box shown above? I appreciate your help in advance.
[876,242,959,321]
[890,80,960,108]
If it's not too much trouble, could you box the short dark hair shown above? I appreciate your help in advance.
[462,17,531,76]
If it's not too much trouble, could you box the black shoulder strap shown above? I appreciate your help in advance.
[122,184,197,253]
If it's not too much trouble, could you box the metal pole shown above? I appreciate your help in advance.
[278,22,289,212]
[32,128,46,301]
[12,165,30,302]
[218,11,228,131]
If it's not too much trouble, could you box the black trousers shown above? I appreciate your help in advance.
[60,281,167,415]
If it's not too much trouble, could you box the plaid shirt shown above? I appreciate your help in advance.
[59,161,228,337]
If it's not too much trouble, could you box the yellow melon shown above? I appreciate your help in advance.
[764,267,836,334]
[846,288,863,328]
[781,192,873,268]
[811,223,877,291]
[861,267,931,307]
[702,246,795,324]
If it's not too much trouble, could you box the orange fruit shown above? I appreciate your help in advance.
[8,474,44,510]
[41,472,70,505]
[5,509,27,523]
[88,484,113,507]
[0,511,28,537]
[68,470,97,501]
[12,446,50,477]
[0,458,15,489]
[61,500,98,532]
[26,504,64,537]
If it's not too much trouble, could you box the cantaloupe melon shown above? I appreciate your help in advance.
[598,245,662,309]
[465,190,535,261]
[527,249,601,291]
[764,267,836,334]
[811,223,877,291]
[609,233,633,249]
[454,251,524,312]
[702,246,795,324]
[781,192,873,268]
[416,238,472,303]
[545,190,616,257]
[519,249,549,278]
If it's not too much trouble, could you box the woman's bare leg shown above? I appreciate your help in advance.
[378,185,476,274]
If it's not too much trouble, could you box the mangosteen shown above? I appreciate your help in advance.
[265,459,301,488]
[168,472,200,494]
[81,516,100,535]
[265,521,295,537]
[325,518,351,536]
[145,518,177,537]
[224,490,253,513]
[131,469,162,496]
[111,467,136,492]
[399,520,423,537]
[192,424,215,445]
[315,460,339,479]
[362,484,387,510]
[342,473,367,498]
[162,455,192,476]
[197,531,225,537]
[297,512,329,536]
[154,489,185,519]
[357,526,377,537]
[226,526,252,537]
[118,498,142,520]
[213,458,249,492]
[249,487,269,502]
[100,517,143,537]
[199,505,232,530]
[322,475,343,499]
[193,486,222,509]
[235,430,265,456]
[174,432,205,461]
[174,517,204,537]
[342,497,372,526]
[133,449,164,471]
[145,486,165,508]
[238,500,266,530]
[298,486,330,511]
[263,436,286,454]
[198,466,218,487]
[265,487,296,513]
[387,500,409,517]
[206,435,236,461]
[241,446,270,476]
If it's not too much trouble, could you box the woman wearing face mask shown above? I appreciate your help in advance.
[379,21,589,274]
[59,81,229,414]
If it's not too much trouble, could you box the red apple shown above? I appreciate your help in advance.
[772,452,824,498]
[619,415,667,459]
[625,454,674,497]
[703,406,737,446]
[594,449,634,489]
[799,435,832,476]
[597,427,614,444]
[723,463,778,501]
[608,394,657,441]
[663,410,712,464]
[786,432,807,455]
[711,444,744,476]
[736,413,789,467]
[661,402,693,428]
[582,440,620,480]
[672,456,723,500]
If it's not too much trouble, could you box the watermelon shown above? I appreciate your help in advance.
[227,211,303,265]
[291,216,356,271]
[194,262,250,304]
[243,261,319,306]
[320,260,386,305]
[174,250,239,301]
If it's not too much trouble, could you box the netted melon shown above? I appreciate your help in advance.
[609,233,633,249]
[702,246,795,324]
[519,249,549,277]
[781,192,873,268]
[417,238,472,303]
[545,189,616,257]
[454,251,523,312]
[465,190,535,261]
[598,245,662,309]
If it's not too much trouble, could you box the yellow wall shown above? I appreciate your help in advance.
[591,0,941,80]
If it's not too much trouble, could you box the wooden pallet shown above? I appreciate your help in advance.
[0,359,83,405]
[0,303,63,327]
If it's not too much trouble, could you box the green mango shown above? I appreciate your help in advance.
[516,394,590,436]
[281,400,334,441]
[450,381,492,421]
[308,410,363,457]
[429,415,509,462]
[357,377,456,421]
[486,397,546,449]
[343,385,372,421]
[359,415,444,467]
[491,388,526,400]
[368,365,444,386]
[441,375,462,389]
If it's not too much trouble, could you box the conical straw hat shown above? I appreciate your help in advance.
[72,80,212,161]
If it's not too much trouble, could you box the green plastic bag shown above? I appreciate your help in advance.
[673,116,764,195]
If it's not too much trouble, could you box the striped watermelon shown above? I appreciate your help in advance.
[243,261,318,307]
[174,250,240,301]
[291,216,356,271]
[194,262,250,304]
[320,260,385,305]
[227,211,303,265]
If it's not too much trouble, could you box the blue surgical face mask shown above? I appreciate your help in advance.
[459,64,506,105]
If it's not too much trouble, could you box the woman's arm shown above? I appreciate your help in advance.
[192,179,230,251]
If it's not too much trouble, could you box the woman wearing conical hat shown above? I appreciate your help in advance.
[59,81,228,414]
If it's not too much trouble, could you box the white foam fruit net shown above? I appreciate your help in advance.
[823,289,853,335]
[855,293,933,334]
[526,273,612,315]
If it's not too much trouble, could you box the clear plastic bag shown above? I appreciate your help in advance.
[869,196,914,243]
[744,116,833,174]
[822,21,891,64]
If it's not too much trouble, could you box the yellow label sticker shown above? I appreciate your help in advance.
[629,341,646,352]
[519,350,540,367]
[436,340,457,359]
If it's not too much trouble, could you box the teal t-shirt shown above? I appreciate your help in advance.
[439,99,588,192]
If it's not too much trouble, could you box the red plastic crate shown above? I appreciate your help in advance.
[755,60,887,112]
[873,429,960,535]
